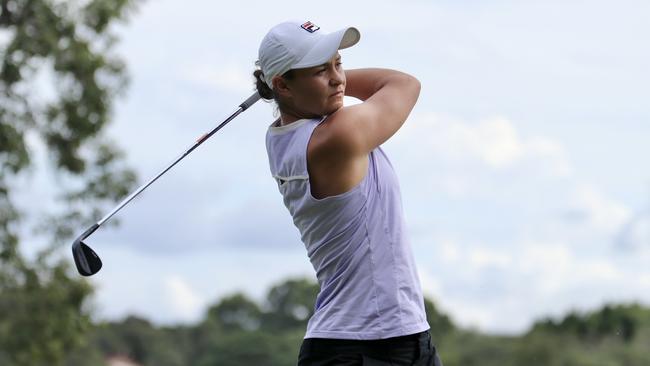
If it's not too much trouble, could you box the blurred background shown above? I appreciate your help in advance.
[1,0,649,365]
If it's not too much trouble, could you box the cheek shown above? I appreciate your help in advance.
[300,81,328,106]
[299,90,322,110]
[291,77,336,113]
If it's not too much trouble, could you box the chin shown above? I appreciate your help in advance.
[325,102,344,115]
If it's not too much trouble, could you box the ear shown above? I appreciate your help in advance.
[272,75,292,98]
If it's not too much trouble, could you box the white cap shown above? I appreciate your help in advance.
[257,20,361,88]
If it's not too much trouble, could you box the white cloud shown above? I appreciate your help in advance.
[617,211,650,250]
[640,274,650,287]
[163,275,205,322]
[443,298,495,331]
[390,112,573,201]
[439,238,461,264]
[180,63,253,94]
[475,117,523,167]
[386,111,643,333]
[517,242,572,276]
[567,183,631,233]
[417,236,644,333]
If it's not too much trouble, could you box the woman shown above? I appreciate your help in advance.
[255,20,443,366]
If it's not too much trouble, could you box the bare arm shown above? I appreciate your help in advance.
[330,68,421,155]
[307,68,420,198]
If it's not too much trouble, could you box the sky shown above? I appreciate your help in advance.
[14,0,650,334]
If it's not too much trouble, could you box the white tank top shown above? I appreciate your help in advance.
[266,116,429,340]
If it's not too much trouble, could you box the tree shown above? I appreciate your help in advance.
[261,277,319,331]
[423,297,454,342]
[91,316,185,366]
[0,0,141,364]
[190,280,319,366]
[206,293,263,331]
[188,293,264,364]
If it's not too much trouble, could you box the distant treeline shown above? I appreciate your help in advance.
[62,277,650,366]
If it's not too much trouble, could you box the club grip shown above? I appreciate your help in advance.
[239,92,261,111]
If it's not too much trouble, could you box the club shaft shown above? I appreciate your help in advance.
[97,95,256,226]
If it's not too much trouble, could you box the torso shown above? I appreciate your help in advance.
[265,116,430,339]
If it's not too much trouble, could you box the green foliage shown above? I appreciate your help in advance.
[0,0,141,364]
[261,277,319,331]
[90,316,185,366]
[193,329,303,366]
[438,331,516,366]
[206,293,263,332]
[0,259,94,365]
[70,277,650,366]
[1,0,137,174]
[424,296,454,342]
[78,279,318,366]
[532,304,645,343]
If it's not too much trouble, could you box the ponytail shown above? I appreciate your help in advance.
[253,69,274,100]
[252,68,295,118]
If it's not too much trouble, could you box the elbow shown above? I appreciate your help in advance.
[389,71,421,102]
[405,75,421,120]
[410,74,421,94]
[407,74,421,103]
[396,72,420,99]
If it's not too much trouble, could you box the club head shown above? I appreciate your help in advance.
[71,223,102,276]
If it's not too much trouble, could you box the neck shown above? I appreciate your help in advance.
[278,104,320,126]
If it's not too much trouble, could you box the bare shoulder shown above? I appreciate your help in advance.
[308,104,370,161]
[307,107,370,198]
[306,69,420,197]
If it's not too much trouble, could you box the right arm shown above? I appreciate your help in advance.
[334,68,421,155]
[307,68,420,198]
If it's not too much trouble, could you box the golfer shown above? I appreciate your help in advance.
[255,20,442,366]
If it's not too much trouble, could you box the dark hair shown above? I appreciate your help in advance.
[253,69,295,102]
[253,69,274,100]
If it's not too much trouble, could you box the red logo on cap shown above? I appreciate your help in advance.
[301,21,320,33]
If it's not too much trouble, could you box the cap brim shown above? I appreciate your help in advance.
[292,27,360,69]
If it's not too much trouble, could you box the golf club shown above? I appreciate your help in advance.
[71,92,261,276]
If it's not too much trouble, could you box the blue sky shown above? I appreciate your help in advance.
[15,0,650,334]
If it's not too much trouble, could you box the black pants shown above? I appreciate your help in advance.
[297,330,443,366]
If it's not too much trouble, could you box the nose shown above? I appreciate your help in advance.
[330,68,344,86]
